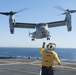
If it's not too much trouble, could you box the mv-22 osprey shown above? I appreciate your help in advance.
[0,7,76,41]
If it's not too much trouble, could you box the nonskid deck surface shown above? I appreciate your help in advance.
[0,58,76,75]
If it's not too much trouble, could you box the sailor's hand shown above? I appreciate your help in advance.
[42,42,45,48]
[58,63,60,65]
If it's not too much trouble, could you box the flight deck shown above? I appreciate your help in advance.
[0,58,76,75]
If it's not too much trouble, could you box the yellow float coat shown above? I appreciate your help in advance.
[40,48,60,67]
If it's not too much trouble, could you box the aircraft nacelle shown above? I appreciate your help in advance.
[65,13,72,31]
[67,18,72,31]
[9,15,15,34]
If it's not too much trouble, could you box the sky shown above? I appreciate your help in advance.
[0,0,76,48]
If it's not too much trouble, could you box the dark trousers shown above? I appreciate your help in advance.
[41,66,54,75]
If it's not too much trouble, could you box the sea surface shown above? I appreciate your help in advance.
[0,47,76,62]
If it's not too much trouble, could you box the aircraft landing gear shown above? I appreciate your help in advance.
[31,38,35,41]
[10,30,14,34]
[47,38,50,40]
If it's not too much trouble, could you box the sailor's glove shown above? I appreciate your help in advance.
[42,42,45,48]
[58,63,60,65]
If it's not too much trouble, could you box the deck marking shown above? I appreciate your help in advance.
[0,60,76,70]
[2,68,39,75]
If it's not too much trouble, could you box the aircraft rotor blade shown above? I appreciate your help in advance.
[61,9,76,15]
[15,8,29,14]
[69,10,76,13]
[0,11,17,16]
[0,12,11,16]
[54,6,76,15]
[54,6,65,11]
[0,8,28,16]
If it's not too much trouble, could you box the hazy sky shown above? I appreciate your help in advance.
[0,0,76,48]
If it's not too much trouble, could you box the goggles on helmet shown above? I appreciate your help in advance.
[47,43,56,50]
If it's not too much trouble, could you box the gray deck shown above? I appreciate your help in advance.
[0,58,76,75]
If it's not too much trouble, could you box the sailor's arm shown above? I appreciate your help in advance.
[40,42,45,55]
[54,52,61,65]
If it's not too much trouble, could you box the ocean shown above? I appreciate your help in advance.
[0,47,76,62]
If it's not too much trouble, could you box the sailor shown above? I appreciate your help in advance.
[40,42,60,75]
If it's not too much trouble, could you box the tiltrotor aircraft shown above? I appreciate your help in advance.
[0,7,76,41]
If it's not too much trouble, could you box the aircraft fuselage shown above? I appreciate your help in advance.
[32,23,50,39]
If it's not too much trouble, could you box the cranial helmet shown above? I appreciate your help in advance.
[46,43,56,50]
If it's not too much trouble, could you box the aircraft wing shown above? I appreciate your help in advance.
[47,20,66,28]
[14,20,66,28]
[14,22,36,29]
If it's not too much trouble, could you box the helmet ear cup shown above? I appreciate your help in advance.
[46,45,49,48]
[46,43,56,50]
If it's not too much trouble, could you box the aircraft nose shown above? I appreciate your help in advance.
[41,27,46,31]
